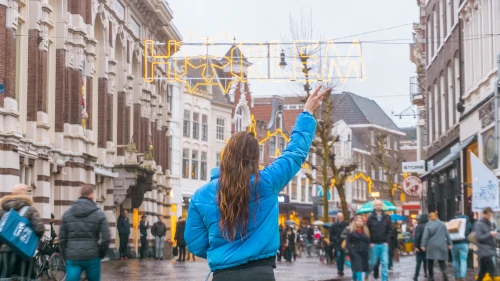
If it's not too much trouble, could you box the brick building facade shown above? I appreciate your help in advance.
[0,0,182,258]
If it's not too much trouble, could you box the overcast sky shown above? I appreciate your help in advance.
[169,0,419,128]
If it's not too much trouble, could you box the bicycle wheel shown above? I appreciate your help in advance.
[35,252,46,278]
[49,252,66,281]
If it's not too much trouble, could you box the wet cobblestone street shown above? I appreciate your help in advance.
[100,254,478,281]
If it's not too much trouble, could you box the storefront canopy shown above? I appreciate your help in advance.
[421,135,476,179]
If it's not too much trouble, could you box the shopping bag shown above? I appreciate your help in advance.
[0,206,39,260]
[445,219,462,234]
[467,232,477,244]
[172,246,178,256]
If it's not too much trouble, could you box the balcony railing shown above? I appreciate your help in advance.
[410,76,420,100]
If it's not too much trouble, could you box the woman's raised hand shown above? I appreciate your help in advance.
[304,86,330,115]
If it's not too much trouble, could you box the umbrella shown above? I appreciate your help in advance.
[390,214,406,221]
[323,222,333,228]
[285,220,296,226]
[313,220,324,226]
[356,200,397,214]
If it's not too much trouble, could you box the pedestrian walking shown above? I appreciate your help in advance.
[0,184,45,281]
[474,207,497,281]
[151,216,167,260]
[330,212,349,277]
[451,213,471,281]
[59,185,110,281]
[306,225,314,256]
[366,200,392,281]
[277,226,287,261]
[117,209,130,260]
[139,215,149,260]
[388,222,399,270]
[413,214,428,281]
[187,248,196,261]
[184,86,327,281]
[50,213,57,244]
[345,215,370,281]
[285,226,296,262]
[421,212,452,281]
[175,216,186,262]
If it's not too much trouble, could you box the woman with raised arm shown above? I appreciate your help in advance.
[184,86,328,281]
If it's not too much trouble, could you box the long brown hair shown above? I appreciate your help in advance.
[217,131,260,241]
[349,215,370,238]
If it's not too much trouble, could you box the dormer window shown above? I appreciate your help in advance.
[235,107,243,132]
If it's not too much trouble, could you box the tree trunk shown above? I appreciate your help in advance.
[336,183,351,220]
[387,172,394,204]
[322,184,329,223]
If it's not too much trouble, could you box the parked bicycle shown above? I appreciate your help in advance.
[35,236,66,281]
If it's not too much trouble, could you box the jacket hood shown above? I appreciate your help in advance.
[1,194,33,211]
[457,214,470,221]
[418,214,429,224]
[211,167,220,180]
[70,197,99,218]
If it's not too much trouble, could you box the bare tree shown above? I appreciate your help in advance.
[372,133,401,204]
[284,12,355,222]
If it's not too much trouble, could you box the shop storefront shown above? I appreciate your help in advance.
[278,194,314,227]
[421,136,475,221]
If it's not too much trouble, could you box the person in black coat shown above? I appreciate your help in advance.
[330,213,349,276]
[413,214,429,281]
[117,209,131,259]
[175,216,187,261]
[139,215,149,259]
[388,223,399,270]
[285,226,296,262]
[346,215,371,281]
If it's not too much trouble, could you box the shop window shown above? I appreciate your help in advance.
[201,152,207,180]
[201,114,208,141]
[191,150,198,179]
[193,112,199,139]
[182,149,189,178]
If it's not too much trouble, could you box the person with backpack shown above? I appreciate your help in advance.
[59,185,110,281]
[451,213,472,281]
[0,184,44,281]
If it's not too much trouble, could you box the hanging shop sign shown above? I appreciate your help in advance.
[478,99,494,128]
[402,161,426,173]
[278,194,290,204]
[402,175,423,197]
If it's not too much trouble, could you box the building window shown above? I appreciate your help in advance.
[235,107,243,132]
[434,83,439,136]
[114,0,125,20]
[259,145,264,163]
[447,64,454,128]
[130,17,140,37]
[291,177,297,200]
[193,112,199,139]
[216,118,225,140]
[216,152,221,167]
[447,0,453,30]
[440,74,446,133]
[167,85,173,111]
[276,115,282,129]
[301,178,306,203]
[454,55,460,125]
[201,152,207,180]
[182,149,189,178]
[191,150,198,179]
[183,110,190,137]
[278,137,286,154]
[202,114,208,141]
[20,166,32,186]
[270,136,276,157]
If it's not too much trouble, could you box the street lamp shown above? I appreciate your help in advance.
[279,49,287,69]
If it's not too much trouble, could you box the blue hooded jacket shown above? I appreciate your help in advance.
[184,112,316,271]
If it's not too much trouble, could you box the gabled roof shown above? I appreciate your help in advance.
[351,134,367,151]
[220,45,251,66]
[330,92,402,133]
[176,57,231,105]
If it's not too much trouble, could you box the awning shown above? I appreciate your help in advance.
[421,135,476,179]
[402,204,420,210]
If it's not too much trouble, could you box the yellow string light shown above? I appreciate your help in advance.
[347,172,374,194]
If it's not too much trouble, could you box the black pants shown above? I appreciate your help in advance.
[178,245,186,261]
[119,234,129,257]
[427,259,448,281]
[414,251,427,279]
[140,236,148,258]
[213,265,275,281]
[478,257,495,281]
